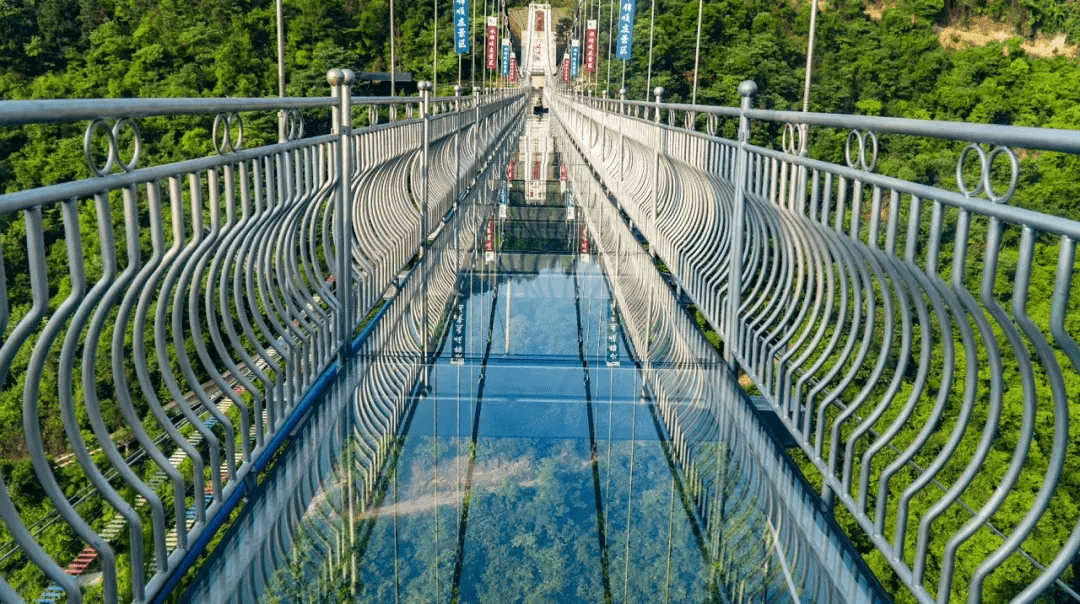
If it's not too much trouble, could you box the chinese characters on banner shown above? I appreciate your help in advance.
[485,217,496,262]
[606,301,620,366]
[509,53,517,82]
[507,159,515,180]
[453,0,470,53]
[580,224,589,254]
[486,17,498,69]
[536,10,544,31]
[570,40,580,78]
[450,302,466,364]
[501,39,511,77]
[585,20,597,72]
[616,0,636,60]
[562,53,570,82]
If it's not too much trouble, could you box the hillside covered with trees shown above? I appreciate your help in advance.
[2,0,1080,602]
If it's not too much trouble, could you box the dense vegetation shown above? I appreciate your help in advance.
[941,0,1080,40]
[263,430,785,603]
[2,0,1080,601]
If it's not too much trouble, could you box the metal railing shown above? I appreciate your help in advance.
[0,69,525,603]
[178,100,524,603]
[551,114,888,602]
[549,84,1080,603]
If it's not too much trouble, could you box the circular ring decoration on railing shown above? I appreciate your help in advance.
[212,112,245,154]
[84,118,143,177]
[844,129,878,172]
[389,104,398,123]
[405,103,415,120]
[782,123,807,156]
[369,104,379,126]
[683,111,695,131]
[284,109,305,141]
[706,114,718,136]
[112,119,142,172]
[667,108,676,127]
[956,143,1019,204]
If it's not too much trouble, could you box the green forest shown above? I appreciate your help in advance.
[3,0,1080,207]
[2,0,1080,602]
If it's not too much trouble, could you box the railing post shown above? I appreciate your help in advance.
[726,80,755,368]
[329,67,358,594]
[418,80,432,383]
[328,68,355,356]
[419,81,432,236]
[618,88,627,210]
[474,86,481,185]
[454,84,463,210]
[651,86,664,257]
[600,89,608,170]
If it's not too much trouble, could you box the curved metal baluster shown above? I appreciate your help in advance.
[0,207,83,603]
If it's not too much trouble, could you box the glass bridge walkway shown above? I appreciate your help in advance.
[179,125,883,604]
[3,74,1080,604]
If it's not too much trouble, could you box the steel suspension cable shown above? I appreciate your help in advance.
[391,0,397,97]
[605,0,614,94]
[622,367,640,602]
[663,474,676,604]
[448,224,502,604]
[802,0,819,113]
[393,433,401,604]
[470,0,475,90]
[691,0,703,104]
[572,224,613,602]
[432,344,441,600]
[500,0,507,88]
[483,0,489,90]
[596,0,602,92]
[434,0,439,92]
[644,0,656,101]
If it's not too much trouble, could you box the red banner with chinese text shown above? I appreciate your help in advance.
[486,18,498,69]
[585,21,598,72]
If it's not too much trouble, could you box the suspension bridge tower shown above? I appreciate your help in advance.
[522,4,556,88]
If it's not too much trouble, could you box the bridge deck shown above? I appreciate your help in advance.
[179,139,881,602]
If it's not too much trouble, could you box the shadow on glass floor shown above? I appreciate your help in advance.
[182,130,883,604]
[257,191,802,603]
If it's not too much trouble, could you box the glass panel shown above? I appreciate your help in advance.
[255,116,809,604]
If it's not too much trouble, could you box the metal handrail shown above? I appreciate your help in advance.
[584,92,1080,153]
[550,83,1080,604]
[0,69,526,604]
